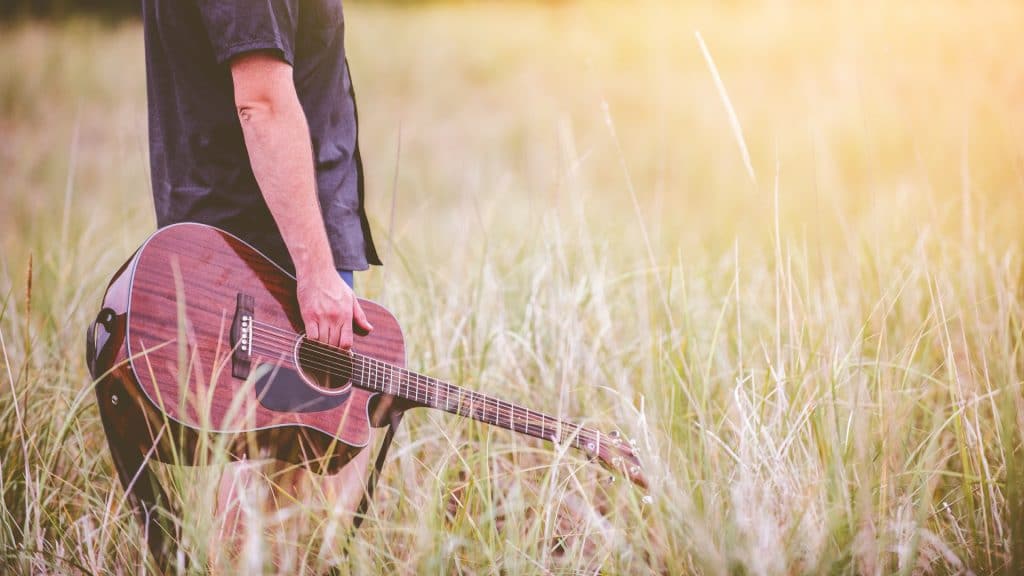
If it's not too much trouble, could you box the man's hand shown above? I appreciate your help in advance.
[228,51,372,349]
[295,268,372,349]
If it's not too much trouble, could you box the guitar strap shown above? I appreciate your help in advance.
[94,375,182,573]
[353,410,403,530]
[89,307,182,572]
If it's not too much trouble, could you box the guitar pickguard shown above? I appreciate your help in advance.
[252,362,351,413]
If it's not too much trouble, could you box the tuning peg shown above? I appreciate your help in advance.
[608,430,623,446]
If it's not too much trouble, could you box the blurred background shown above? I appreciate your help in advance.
[1,0,136,20]
[3,1,1024,573]
[4,0,1023,279]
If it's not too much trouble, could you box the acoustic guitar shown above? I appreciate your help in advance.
[86,223,646,490]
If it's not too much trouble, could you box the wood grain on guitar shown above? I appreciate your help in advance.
[93,223,648,488]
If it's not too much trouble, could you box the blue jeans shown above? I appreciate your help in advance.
[339,270,354,290]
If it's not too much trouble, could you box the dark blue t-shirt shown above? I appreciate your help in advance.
[142,0,380,271]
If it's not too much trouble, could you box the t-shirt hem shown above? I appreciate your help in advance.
[215,38,293,66]
[332,252,375,272]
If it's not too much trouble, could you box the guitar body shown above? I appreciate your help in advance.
[91,223,403,473]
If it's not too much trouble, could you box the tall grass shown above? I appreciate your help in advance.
[3,1,1024,573]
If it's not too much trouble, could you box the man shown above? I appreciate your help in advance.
[141,0,381,567]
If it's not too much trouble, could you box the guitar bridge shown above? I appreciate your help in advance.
[231,293,255,379]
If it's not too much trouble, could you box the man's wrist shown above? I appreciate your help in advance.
[291,242,336,279]
[295,261,337,282]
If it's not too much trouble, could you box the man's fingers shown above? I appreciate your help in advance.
[306,321,320,342]
[352,299,373,335]
[338,322,353,350]
[326,323,343,349]
[296,273,363,349]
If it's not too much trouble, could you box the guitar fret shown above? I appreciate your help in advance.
[362,358,606,451]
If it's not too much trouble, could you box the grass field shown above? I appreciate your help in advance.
[4,0,1024,573]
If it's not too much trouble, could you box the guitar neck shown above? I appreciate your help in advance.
[349,352,602,450]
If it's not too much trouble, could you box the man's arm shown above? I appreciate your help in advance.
[229,51,371,349]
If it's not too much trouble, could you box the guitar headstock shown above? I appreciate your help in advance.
[587,430,648,490]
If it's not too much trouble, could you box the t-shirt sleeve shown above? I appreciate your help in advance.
[196,0,298,65]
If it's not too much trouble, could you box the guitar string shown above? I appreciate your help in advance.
[248,320,578,434]
[248,337,586,448]
[246,327,591,447]
[245,322,602,449]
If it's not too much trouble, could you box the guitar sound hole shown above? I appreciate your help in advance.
[296,339,352,391]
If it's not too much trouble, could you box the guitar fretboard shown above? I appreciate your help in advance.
[343,350,602,451]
